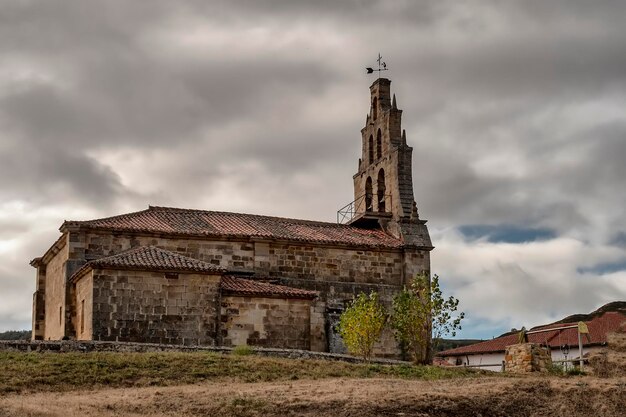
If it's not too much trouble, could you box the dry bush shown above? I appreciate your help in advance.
[588,350,611,378]
[590,329,626,377]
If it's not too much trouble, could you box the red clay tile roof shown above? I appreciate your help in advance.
[61,206,405,249]
[221,276,317,299]
[438,311,626,357]
[71,246,225,281]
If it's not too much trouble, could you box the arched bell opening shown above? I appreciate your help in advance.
[377,169,386,213]
[372,97,378,120]
[365,177,373,212]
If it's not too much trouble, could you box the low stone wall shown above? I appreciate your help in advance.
[505,343,552,373]
[0,340,408,365]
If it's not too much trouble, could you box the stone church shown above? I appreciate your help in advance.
[30,78,433,357]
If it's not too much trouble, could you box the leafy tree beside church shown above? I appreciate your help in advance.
[391,274,464,364]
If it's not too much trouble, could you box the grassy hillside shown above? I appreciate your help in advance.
[0,351,482,395]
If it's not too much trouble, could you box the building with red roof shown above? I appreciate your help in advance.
[29,78,434,357]
[437,302,626,371]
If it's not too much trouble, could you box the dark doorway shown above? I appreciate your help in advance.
[326,306,347,354]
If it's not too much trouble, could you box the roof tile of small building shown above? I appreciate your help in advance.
[62,206,405,249]
[71,246,225,281]
[438,311,626,357]
[221,276,317,299]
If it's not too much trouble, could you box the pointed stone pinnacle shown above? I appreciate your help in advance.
[402,129,406,144]
[411,201,419,220]
[392,94,397,110]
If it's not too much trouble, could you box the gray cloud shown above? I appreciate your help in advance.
[1,0,626,333]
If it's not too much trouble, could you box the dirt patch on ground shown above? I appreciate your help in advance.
[2,376,625,417]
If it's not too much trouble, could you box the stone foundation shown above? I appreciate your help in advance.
[505,343,552,373]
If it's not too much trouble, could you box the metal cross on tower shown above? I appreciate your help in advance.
[366,53,388,78]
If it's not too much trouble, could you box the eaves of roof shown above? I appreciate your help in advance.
[30,233,67,268]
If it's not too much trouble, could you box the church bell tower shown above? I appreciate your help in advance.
[341,78,432,249]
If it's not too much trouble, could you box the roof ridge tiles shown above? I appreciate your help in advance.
[70,245,226,282]
[63,208,152,228]
[58,205,407,249]
[94,245,225,268]
[147,205,347,227]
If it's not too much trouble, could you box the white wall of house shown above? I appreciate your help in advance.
[442,352,504,372]
[549,345,603,369]
[442,345,604,372]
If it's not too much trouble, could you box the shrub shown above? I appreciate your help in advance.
[232,345,254,356]
[337,292,387,361]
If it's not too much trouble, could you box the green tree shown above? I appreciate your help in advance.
[0,330,30,340]
[391,274,464,364]
[337,292,387,361]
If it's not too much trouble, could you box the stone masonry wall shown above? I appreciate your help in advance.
[505,343,552,373]
[76,232,406,286]
[72,231,411,354]
[309,301,326,352]
[354,149,410,218]
[280,278,404,357]
[79,232,254,271]
[74,272,93,340]
[355,79,415,220]
[43,236,69,340]
[32,265,46,340]
[220,295,311,350]
[265,244,404,284]
[58,230,426,357]
[91,269,221,346]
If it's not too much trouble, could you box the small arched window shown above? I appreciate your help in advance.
[372,97,378,120]
[368,135,374,164]
[377,169,386,212]
[376,129,382,160]
[365,177,373,212]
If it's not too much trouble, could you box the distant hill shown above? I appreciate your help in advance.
[434,338,483,353]
[0,330,30,340]
[550,301,626,325]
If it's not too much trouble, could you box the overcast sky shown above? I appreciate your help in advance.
[1,0,625,339]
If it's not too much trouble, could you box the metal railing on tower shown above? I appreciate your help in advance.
[337,193,392,224]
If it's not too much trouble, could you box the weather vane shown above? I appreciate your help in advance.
[366,53,388,77]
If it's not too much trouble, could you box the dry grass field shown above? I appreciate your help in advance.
[1,351,625,417]
[0,351,476,394]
